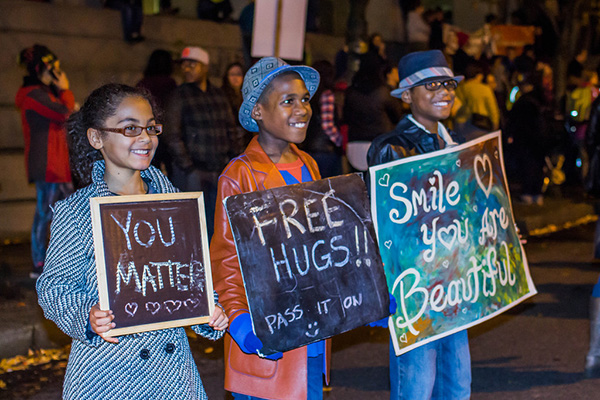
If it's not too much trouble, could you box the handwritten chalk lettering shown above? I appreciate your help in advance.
[115,259,205,296]
[317,299,331,314]
[111,211,176,250]
[389,171,460,225]
[251,189,345,246]
[264,305,304,334]
[392,242,516,335]
[342,293,363,309]
[421,218,469,262]
[479,207,511,245]
[269,235,351,282]
[305,322,320,337]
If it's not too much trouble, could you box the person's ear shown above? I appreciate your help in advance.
[251,104,262,122]
[401,90,412,104]
[87,128,104,150]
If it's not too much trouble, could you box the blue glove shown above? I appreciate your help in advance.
[229,312,283,360]
[367,293,397,328]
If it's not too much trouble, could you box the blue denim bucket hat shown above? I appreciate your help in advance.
[391,50,463,98]
[239,57,320,132]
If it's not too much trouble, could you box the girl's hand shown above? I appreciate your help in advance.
[90,303,119,344]
[209,305,229,331]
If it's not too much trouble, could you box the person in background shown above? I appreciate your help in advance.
[454,60,500,141]
[197,0,233,21]
[406,3,431,52]
[221,62,244,125]
[164,46,242,240]
[136,49,177,174]
[504,72,549,205]
[343,52,404,171]
[367,49,470,400]
[15,44,75,279]
[239,0,255,69]
[104,0,144,43]
[300,60,343,178]
[368,33,387,63]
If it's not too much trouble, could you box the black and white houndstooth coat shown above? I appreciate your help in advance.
[37,161,223,400]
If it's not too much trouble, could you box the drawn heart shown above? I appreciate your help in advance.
[442,260,450,269]
[474,154,493,198]
[473,205,478,212]
[184,298,200,310]
[384,240,393,249]
[399,333,408,343]
[456,159,461,167]
[145,302,161,315]
[428,176,436,186]
[379,173,390,187]
[462,308,468,314]
[438,225,458,250]
[494,150,499,159]
[164,300,182,314]
[125,302,138,317]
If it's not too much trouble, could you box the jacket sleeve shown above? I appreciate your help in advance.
[210,164,252,327]
[25,88,75,122]
[586,98,600,153]
[36,199,103,347]
[164,92,194,171]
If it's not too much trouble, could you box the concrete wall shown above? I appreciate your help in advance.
[0,0,344,240]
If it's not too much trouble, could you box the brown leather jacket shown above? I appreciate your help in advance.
[210,136,331,399]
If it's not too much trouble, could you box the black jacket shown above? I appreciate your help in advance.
[367,115,465,167]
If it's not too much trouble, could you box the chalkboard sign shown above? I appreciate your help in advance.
[91,193,214,337]
[224,173,389,354]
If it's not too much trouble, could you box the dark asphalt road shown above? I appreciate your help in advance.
[2,224,600,399]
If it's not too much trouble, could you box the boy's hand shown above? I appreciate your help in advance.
[89,303,119,344]
[52,69,70,91]
[209,305,229,331]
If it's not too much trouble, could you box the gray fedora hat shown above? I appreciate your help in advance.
[239,57,320,132]
[391,50,463,98]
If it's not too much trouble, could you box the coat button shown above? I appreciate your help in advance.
[140,349,150,359]
[165,343,176,354]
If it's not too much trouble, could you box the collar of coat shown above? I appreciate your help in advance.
[90,160,177,196]
[237,136,320,190]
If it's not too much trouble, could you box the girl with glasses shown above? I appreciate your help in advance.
[36,83,228,399]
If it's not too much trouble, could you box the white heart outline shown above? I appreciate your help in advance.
[437,224,458,250]
[474,154,493,198]
[379,173,390,187]
[399,333,408,343]
[145,302,161,315]
[125,302,138,317]
[442,260,450,269]
[164,300,182,314]
[428,176,436,185]
[384,240,393,249]
[184,297,200,310]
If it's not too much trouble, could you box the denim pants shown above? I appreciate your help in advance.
[389,330,471,400]
[31,181,72,267]
[232,354,323,400]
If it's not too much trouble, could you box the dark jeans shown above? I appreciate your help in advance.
[106,0,143,41]
[32,181,72,268]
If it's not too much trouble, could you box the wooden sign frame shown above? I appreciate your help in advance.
[91,192,214,337]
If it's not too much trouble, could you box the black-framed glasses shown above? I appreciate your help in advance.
[423,80,458,91]
[98,124,163,137]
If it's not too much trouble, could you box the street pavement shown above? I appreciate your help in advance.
[0,192,598,399]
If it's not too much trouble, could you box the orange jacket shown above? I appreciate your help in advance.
[210,136,331,399]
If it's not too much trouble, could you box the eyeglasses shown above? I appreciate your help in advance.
[422,80,458,91]
[98,124,163,137]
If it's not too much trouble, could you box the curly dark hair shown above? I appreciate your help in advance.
[67,83,158,189]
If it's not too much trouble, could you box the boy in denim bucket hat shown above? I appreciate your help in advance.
[211,57,331,399]
[368,50,471,400]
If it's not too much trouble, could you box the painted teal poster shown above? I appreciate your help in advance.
[369,132,536,356]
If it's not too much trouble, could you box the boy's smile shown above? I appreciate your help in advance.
[401,83,455,133]
[253,72,312,161]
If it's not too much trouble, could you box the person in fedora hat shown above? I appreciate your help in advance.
[210,57,334,400]
[367,50,472,400]
[163,46,242,239]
